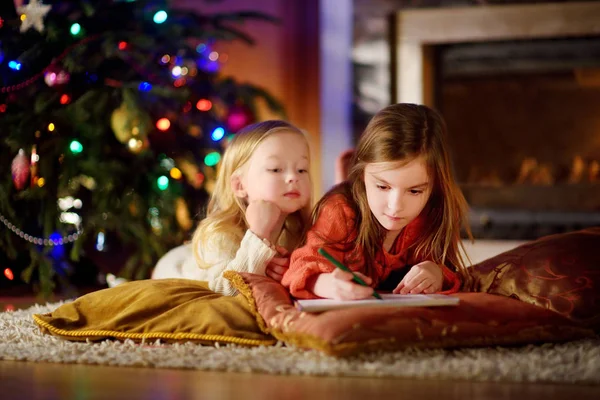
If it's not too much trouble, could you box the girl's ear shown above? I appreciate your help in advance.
[231,174,247,198]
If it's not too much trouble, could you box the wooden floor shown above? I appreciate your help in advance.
[1,298,599,399]
[1,360,600,400]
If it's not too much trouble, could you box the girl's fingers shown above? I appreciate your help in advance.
[403,267,434,290]
[267,263,288,276]
[266,269,284,282]
[410,280,432,294]
[276,246,288,256]
[398,269,418,291]
[337,280,374,300]
[328,269,375,300]
[332,268,355,281]
[392,283,404,294]
[353,271,372,285]
[423,284,436,294]
[401,275,427,295]
[270,257,289,267]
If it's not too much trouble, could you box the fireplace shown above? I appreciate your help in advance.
[391,2,600,239]
[440,38,600,239]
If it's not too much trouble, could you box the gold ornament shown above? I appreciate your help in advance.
[175,198,193,231]
[110,103,150,144]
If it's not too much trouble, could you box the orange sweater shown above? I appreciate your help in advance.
[282,194,461,299]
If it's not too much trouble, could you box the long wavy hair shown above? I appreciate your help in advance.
[313,104,472,278]
[192,120,312,268]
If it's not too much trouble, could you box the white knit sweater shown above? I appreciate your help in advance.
[151,229,277,296]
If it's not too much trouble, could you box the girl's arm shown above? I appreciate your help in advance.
[282,195,359,299]
[197,230,277,296]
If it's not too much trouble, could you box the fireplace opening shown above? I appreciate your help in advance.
[437,37,600,240]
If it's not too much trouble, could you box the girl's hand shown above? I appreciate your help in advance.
[266,246,289,282]
[394,261,443,295]
[246,200,282,240]
[310,268,374,300]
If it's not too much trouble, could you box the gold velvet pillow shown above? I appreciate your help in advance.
[466,228,600,330]
[33,278,274,346]
[225,271,595,357]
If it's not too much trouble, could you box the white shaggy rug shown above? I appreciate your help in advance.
[1,302,599,384]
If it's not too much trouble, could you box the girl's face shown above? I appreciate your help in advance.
[237,131,311,214]
[363,155,432,235]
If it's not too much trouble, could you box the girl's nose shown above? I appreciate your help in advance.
[286,172,299,183]
[388,193,404,213]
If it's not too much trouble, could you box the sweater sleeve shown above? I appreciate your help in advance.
[438,265,461,294]
[195,229,277,296]
[282,195,357,299]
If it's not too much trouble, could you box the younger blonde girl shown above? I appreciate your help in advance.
[152,120,312,296]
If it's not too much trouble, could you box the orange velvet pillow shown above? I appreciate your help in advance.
[466,228,600,330]
[224,271,594,357]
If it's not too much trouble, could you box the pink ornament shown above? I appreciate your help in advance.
[225,105,255,133]
[44,64,71,88]
[11,149,30,190]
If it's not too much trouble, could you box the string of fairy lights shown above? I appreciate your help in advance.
[1,1,254,284]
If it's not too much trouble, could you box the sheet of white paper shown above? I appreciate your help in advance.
[295,294,460,312]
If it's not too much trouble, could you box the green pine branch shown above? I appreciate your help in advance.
[0,0,286,297]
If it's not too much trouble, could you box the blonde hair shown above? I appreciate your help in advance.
[192,120,312,268]
[314,104,472,279]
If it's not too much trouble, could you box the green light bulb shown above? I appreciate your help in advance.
[69,140,83,154]
[157,176,169,191]
[204,152,221,167]
[70,23,81,36]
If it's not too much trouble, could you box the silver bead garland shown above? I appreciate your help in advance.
[0,213,82,246]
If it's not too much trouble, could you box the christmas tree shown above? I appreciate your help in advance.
[0,0,284,296]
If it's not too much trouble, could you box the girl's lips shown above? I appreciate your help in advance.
[385,215,403,221]
[284,191,300,198]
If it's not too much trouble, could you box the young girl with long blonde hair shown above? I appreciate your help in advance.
[152,120,312,296]
[282,103,471,300]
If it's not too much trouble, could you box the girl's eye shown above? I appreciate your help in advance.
[376,184,389,190]
[268,168,282,173]
[298,169,308,174]
[409,189,423,195]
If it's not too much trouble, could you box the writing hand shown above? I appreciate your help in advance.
[310,268,374,300]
